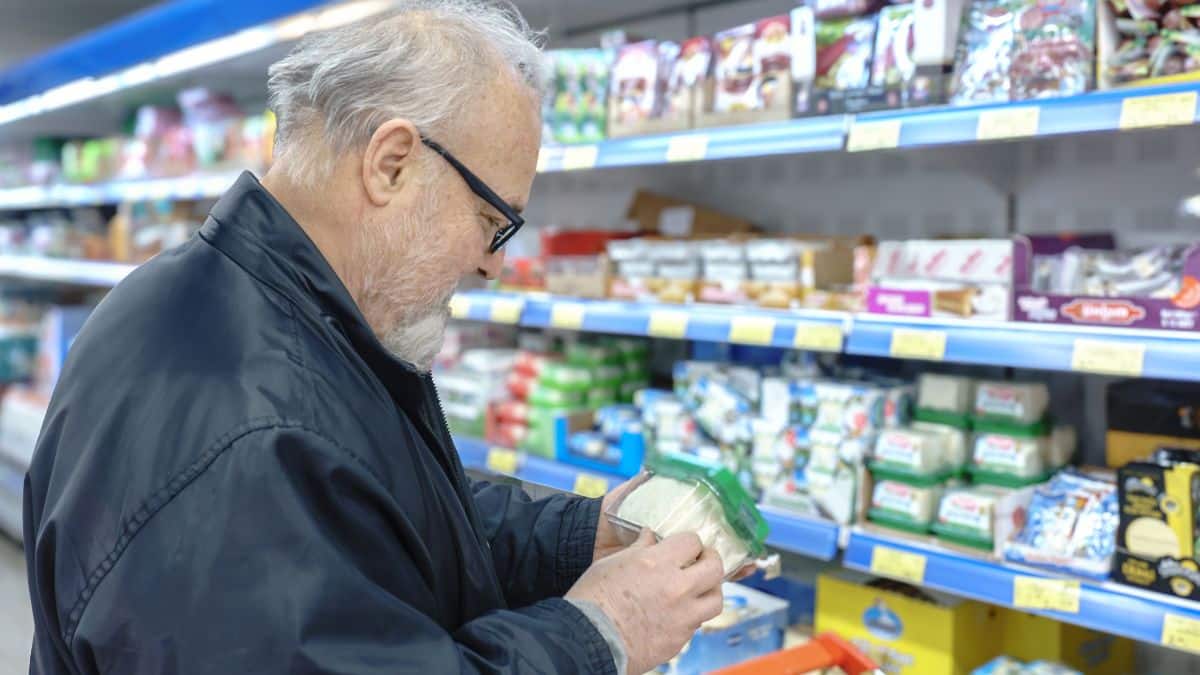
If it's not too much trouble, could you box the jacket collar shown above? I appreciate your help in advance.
[200,172,428,388]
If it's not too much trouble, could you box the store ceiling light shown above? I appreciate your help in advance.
[0,0,391,129]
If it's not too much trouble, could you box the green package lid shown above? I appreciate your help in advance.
[868,462,954,487]
[646,452,768,557]
[914,408,973,429]
[931,521,994,551]
[537,362,593,392]
[971,415,1051,437]
[868,508,935,535]
[967,465,1053,488]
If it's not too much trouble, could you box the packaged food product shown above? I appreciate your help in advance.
[664,37,713,125]
[804,439,863,524]
[545,48,610,144]
[871,4,918,90]
[916,373,975,418]
[1005,471,1117,578]
[506,370,536,400]
[869,479,945,532]
[1114,451,1200,600]
[691,377,754,447]
[812,17,878,113]
[607,453,768,576]
[1105,379,1200,467]
[811,0,886,20]
[538,362,592,392]
[973,381,1049,425]
[610,41,665,127]
[812,381,886,438]
[596,404,640,441]
[713,23,760,112]
[1010,0,1096,99]
[529,383,585,409]
[912,421,970,472]
[970,432,1049,485]
[951,0,1024,104]
[932,486,1011,549]
[755,15,794,110]
[870,427,952,483]
[1100,0,1200,87]
[491,400,530,425]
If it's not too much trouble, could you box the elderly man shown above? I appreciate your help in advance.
[24,2,726,674]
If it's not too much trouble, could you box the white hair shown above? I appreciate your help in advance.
[267,0,547,186]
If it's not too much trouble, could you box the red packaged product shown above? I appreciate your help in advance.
[507,371,537,400]
[513,351,557,378]
[492,400,531,425]
[488,422,529,449]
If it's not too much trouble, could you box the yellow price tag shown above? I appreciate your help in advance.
[1162,613,1200,654]
[977,107,1040,141]
[1120,92,1198,130]
[536,148,550,173]
[648,310,689,339]
[870,545,927,584]
[729,316,776,346]
[847,120,901,152]
[1071,338,1145,377]
[793,323,844,352]
[486,448,519,475]
[889,328,947,361]
[561,145,599,171]
[573,473,609,498]
[1012,577,1080,613]
[666,134,709,162]
[489,298,524,324]
[449,294,471,319]
[550,302,586,330]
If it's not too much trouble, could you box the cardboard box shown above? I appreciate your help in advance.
[1114,452,1200,601]
[867,239,1014,321]
[661,582,788,674]
[1012,235,1200,332]
[1106,379,1200,467]
[626,190,756,237]
[816,572,1002,674]
[998,609,1133,675]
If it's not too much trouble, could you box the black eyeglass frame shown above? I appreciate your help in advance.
[422,137,524,253]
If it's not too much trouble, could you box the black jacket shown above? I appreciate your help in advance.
[24,172,616,675]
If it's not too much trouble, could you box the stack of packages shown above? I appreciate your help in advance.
[1100,0,1200,87]
[865,375,1077,553]
[542,49,611,145]
[437,349,518,439]
[490,336,650,459]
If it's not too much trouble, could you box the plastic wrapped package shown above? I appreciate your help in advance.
[869,479,945,532]
[951,0,1025,104]
[932,485,1012,549]
[607,453,768,576]
[1009,0,1096,99]
[973,381,1049,425]
[538,362,592,392]
[1004,471,1117,578]
[596,404,641,441]
[814,17,878,93]
[871,427,952,483]
[871,3,918,89]
[916,373,976,417]
[970,432,1050,485]
[912,421,970,472]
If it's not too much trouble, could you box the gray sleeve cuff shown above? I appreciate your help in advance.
[564,598,628,675]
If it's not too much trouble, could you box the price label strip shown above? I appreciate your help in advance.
[486,448,520,476]
[729,316,776,346]
[561,145,599,171]
[550,302,586,330]
[1070,338,1145,377]
[666,134,709,163]
[889,328,948,361]
[647,310,689,339]
[869,545,927,584]
[1012,576,1080,613]
[847,119,902,152]
[793,323,844,353]
[489,298,525,325]
[573,473,609,498]
[1162,613,1200,654]
[977,107,1041,141]
[1120,91,1198,130]
[448,295,471,320]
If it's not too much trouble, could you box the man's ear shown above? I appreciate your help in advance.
[361,119,421,207]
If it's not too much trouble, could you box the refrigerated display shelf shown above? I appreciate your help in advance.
[844,528,1200,655]
[0,255,136,286]
[453,290,1200,382]
[0,170,244,210]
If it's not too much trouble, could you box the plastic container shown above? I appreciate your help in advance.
[868,479,944,534]
[973,381,1049,426]
[606,453,768,576]
[869,427,952,485]
[932,486,1011,550]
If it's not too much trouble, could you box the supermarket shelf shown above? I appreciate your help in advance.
[455,435,843,561]
[844,528,1200,655]
[0,256,136,286]
[846,313,1200,382]
[454,435,626,495]
[0,170,245,210]
[0,457,23,542]
[453,290,850,352]
[852,80,1200,150]
[538,116,850,172]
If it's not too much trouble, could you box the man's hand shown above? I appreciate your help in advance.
[567,529,725,675]
[593,475,643,561]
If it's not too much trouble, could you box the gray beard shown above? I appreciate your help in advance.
[381,302,451,373]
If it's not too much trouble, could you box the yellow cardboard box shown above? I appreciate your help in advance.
[816,573,1002,674]
[999,609,1133,675]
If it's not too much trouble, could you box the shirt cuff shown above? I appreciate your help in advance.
[564,598,628,675]
[554,496,601,594]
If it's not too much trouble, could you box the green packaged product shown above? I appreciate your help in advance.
[537,362,592,392]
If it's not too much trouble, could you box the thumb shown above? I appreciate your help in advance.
[631,527,657,548]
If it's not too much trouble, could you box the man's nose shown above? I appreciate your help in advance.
[477,248,506,281]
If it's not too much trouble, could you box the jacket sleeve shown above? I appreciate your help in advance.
[470,480,601,606]
[69,425,616,675]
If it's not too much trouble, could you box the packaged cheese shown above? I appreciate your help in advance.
[869,479,944,533]
[870,427,951,482]
[974,381,1049,425]
[932,486,1011,550]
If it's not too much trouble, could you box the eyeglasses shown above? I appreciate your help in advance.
[422,136,524,254]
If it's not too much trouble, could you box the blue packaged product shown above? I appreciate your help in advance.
[596,404,641,442]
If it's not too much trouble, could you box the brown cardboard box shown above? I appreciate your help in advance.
[625,190,756,237]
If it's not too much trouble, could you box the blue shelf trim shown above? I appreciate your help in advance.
[857,80,1200,148]
[0,0,328,105]
[539,116,849,171]
[761,506,841,561]
[847,314,1200,381]
[454,435,626,494]
[459,290,848,351]
[844,529,1200,651]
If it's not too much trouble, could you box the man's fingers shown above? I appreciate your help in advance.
[693,585,725,625]
[631,527,657,548]
[683,546,725,593]
[655,531,703,564]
